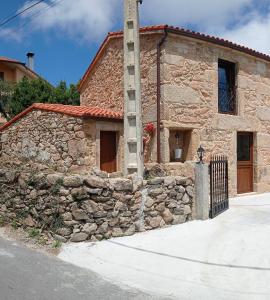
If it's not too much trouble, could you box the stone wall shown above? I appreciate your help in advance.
[162,34,270,196]
[76,31,270,195]
[80,33,163,163]
[0,110,124,174]
[0,168,194,242]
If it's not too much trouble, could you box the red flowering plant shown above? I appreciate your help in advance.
[143,123,155,160]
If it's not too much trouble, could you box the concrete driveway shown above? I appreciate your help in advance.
[59,193,270,300]
[0,235,165,300]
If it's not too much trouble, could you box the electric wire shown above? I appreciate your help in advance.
[0,0,45,28]
[0,0,64,36]
[14,0,64,32]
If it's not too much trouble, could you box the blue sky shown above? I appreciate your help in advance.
[1,0,270,86]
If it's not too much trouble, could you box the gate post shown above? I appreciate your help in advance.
[194,163,209,220]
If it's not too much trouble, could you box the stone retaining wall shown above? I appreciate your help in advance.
[0,168,194,243]
[0,110,95,174]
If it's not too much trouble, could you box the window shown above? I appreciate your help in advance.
[218,59,237,114]
[0,72,4,81]
[169,129,192,163]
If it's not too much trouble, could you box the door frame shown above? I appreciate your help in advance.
[237,132,254,194]
[96,122,123,172]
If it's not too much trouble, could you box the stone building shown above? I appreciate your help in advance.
[0,54,38,83]
[0,53,41,124]
[1,25,270,196]
[79,25,270,196]
[0,103,123,174]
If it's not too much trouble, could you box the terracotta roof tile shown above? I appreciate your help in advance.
[0,103,123,132]
[0,56,21,63]
[79,24,270,90]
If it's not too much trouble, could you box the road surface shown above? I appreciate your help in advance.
[60,193,270,300]
[0,236,167,300]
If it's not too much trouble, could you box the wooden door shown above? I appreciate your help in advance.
[100,131,117,173]
[237,132,253,194]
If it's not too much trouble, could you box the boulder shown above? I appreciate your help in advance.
[97,222,108,234]
[91,167,108,178]
[86,188,103,195]
[182,193,190,204]
[184,205,192,215]
[82,223,98,235]
[70,232,88,242]
[29,189,37,200]
[63,176,83,188]
[62,212,73,221]
[56,227,72,236]
[173,215,187,225]
[164,176,176,187]
[71,187,89,200]
[24,215,35,227]
[72,209,89,221]
[147,177,164,185]
[109,218,119,227]
[148,187,163,197]
[84,176,106,188]
[46,174,63,186]
[112,227,124,237]
[124,225,136,236]
[145,164,167,177]
[53,234,67,243]
[130,174,144,192]
[175,176,188,185]
[145,197,154,208]
[162,209,174,224]
[186,185,194,198]
[149,216,163,228]
[109,178,133,191]
[155,202,166,212]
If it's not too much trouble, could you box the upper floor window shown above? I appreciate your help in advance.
[218,59,237,114]
[0,72,4,81]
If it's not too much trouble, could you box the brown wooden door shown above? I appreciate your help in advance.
[100,131,117,173]
[237,132,253,194]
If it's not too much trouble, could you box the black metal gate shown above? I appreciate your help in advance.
[209,155,229,218]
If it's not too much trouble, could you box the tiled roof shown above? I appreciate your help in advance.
[0,56,21,64]
[0,56,43,80]
[79,24,270,90]
[0,103,123,132]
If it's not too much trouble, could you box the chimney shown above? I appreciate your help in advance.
[27,52,35,71]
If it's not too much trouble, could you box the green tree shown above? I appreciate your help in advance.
[7,77,54,117]
[52,81,80,106]
[0,80,14,119]
[3,77,80,118]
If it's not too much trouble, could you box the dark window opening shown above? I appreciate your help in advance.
[218,59,237,114]
[237,133,252,161]
[0,72,4,81]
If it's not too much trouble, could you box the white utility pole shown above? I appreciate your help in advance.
[123,0,144,177]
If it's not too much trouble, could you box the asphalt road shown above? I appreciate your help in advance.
[0,237,167,300]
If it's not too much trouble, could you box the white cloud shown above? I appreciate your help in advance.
[2,0,270,56]
[141,0,270,55]
[0,28,22,42]
[141,0,252,30]
[219,14,270,55]
[18,0,121,42]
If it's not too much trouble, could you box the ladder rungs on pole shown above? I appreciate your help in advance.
[127,164,138,170]
[127,138,137,144]
[127,112,136,118]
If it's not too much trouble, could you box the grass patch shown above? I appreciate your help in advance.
[50,212,64,232]
[0,215,6,227]
[52,240,62,249]
[11,219,19,229]
[28,228,40,238]
[50,178,64,195]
